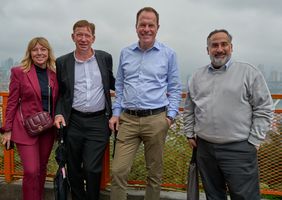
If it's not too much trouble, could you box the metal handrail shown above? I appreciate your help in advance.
[1,91,282,196]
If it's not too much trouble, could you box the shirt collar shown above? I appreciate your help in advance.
[130,40,160,52]
[73,50,95,63]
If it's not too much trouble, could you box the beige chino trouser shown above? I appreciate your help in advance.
[110,111,169,200]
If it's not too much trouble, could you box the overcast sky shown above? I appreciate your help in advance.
[1,0,281,82]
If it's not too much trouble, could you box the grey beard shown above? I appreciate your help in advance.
[210,55,230,67]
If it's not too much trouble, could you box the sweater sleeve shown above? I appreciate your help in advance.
[248,71,273,146]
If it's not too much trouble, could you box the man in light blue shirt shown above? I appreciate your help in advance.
[109,7,182,200]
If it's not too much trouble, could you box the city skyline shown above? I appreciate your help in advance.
[1,56,282,109]
[0,0,282,82]
[1,56,282,92]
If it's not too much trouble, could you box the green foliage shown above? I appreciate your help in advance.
[128,118,192,188]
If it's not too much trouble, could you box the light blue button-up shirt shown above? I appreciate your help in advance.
[113,41,182,118]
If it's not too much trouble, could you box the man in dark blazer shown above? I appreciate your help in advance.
[54,20,115,200]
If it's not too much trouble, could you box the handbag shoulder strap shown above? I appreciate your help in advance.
[48,76,51,113]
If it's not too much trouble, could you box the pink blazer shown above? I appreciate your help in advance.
[3,65,59,145]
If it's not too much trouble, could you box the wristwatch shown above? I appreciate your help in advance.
[167,116,175,124]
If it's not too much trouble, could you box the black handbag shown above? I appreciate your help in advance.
[187,147,199,200]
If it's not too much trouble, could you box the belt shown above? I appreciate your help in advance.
[71,108,105,118]
[124,106,166,117]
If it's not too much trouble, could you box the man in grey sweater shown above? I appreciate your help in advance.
[184,29,273,200]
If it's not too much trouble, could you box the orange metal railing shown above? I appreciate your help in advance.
[1,92,282,196]
[0,91,110,189]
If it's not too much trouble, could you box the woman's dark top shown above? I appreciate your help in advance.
[35,65,52,114]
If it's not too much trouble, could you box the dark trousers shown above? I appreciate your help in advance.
[197,138,260,200]
[66,111,110,200]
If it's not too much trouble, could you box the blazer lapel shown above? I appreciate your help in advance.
[48,69,57,96]
[66,54,76,98]
[26,65,41,100]
[95,52,107,87]
[48,70,54,88]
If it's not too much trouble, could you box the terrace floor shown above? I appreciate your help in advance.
[1,176,272,200]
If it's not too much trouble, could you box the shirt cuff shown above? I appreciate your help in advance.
[0,127,11,134]
[185,132,195,139]
[113,108,122,117]
[166,110,178,119]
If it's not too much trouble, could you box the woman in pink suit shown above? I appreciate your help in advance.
[1,37,59,200]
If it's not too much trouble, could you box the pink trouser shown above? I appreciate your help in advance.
[17,131,55,200]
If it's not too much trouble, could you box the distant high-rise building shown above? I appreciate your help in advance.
[269,70,279,82]
[2,57,14,68]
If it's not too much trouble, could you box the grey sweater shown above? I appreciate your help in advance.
[183,60,273,146]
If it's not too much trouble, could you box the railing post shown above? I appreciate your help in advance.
[1,92,14,182]
[99,91,115,189]
[100,143,110,189]
[3,149,13,182]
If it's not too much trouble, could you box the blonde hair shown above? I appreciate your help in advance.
[21,37,56,72]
